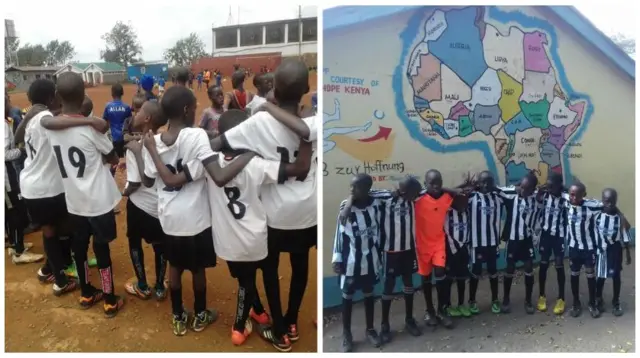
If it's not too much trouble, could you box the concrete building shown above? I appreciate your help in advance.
[54,62,92,81]
[83,62,126,85]
[5,66,60,92]
[321,6,635,307]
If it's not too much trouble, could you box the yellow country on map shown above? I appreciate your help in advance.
[498,70,523,122]
[419,109,445,127]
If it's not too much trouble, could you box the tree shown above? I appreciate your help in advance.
[611,33,635,56]
[17,44,48,66]
[44,40,76,66]
[100,21,143,66]
[163,33,207,66]
[5,37,19,65]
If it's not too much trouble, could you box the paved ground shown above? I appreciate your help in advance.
[323,250,635,353]
[5,79,318,353]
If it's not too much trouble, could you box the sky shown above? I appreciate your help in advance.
[4,2,318,63]
[3,3,634,63]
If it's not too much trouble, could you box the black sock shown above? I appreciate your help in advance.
[436,279,447,311]
[42,234,68,287]
[364,295,374,330]
[423,279,435,313]
[192,270,207,315]
[489,276,498,302]
[587,275,596,306]
[60,236,73,267]
[570,274,580,305]
[539,263,549,297]
[525,272,534,303]
[503,274,513,303]
[170,288,183,316]
[152,244,167,289]
[129,241,147,290]
[556,266,565,300]
[381,298,391,326]
[342,297,353,336]
[469,277,479,302]
[596,278,606,300]
[613,276,621,303]
[233,280,255,332]
[404,287,414,320]
[456,279,465,306]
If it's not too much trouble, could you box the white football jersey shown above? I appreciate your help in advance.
[143,127,216,236]
[45,124,121,216]
[224,113,318,230]
[126,145,158,218]
[246,95,267,115]
[208,155,281,261]
[20,110,65,199]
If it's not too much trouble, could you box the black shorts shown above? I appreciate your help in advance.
[267,225,317,254]
[204,80,210,87]
[506,238,535,263]
[71,210,117,244]
[383,250,417,278]
[113,140,125,158]
[340,274,377,294]
[569,247,597,272]
[470,245,498,264]
[596,242,623,278]
[227,260,261,279]
[165,228,216,271]
[24,193,68,227]
[126,199,164,244]
[5,190,28,230]
[539,231,565,263]
[445,245,470,279]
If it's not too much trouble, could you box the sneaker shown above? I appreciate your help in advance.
[553,298,566,315]
[231,319,253,346]
[365,328,382,348]
[11,251,44,264]
[447,306,462,317]
[458,305,472,317]
[524,301,535,314]
[37,267,55,284]
[380,323,392,344]
[588,303,601,319]
[250,308,271,325]
[53,280,78,297]
[172,311,189,336]
[79,289,104,309]
[596,297,605,313]
[424,310,438,326]
[491,300,501,314]
[7,242,33,256]
[258,325,292,352]
[537,296,547,312]
[612,301,623,317]
[287,324,300,342]
[342,332,354,353]
[569,302,582,318]
[405,317,422,336]
[468,301,480,315]
[191,309,218,332]
[104,296,125,318]
[501,301,511,313]
[124,280,151,300]
[154,282,168,301]
[436,310,454,329]
[88,258,98,268]
[64,263,78,278]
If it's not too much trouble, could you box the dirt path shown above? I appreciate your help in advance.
[5,79,318,353]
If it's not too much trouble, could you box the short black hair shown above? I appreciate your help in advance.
[353,173,373,190]
[142,101,167,129]
[27,79,56,106]
[523,170,538,187]
[548,171,563,185]
[253,72,265,87]
[160,85,196,121]
[570,178,586,193]
[207,85,222,98]
[218,109,248,134]
[231,70,245,88]
[132,94,146,110]
[401,175,422,191]
[111,83,124,98]
[175,67,190,83]
[56,72,85,107]
[81,95,93,117]
[273,59,309,104]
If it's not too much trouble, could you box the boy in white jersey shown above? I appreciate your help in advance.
[594,188,631,316]
[245,73,272,115]
[139,86,256,336]
[40,72,124,317]
[210,59,318,351]
[122,101,168,301]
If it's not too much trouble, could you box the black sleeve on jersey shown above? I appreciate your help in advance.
[277,161,287,184]
[201,154,217,167]
[183,165,194,182]
[219,133,232,151]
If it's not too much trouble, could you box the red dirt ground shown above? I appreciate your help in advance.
[4,77,318,353]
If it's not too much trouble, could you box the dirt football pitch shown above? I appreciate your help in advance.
[5,77,318,352]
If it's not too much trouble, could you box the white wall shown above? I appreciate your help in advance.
[56,66,87,82]
[212,41,317,57]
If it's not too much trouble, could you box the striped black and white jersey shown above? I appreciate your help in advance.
[594,212,630,251]
[502,190,543,241]
[539,192,568,237]
[369,189,416,252]
[468,189,510,248]
[332,199,382,278]
[444,208,469,254]
[565,199,603,251]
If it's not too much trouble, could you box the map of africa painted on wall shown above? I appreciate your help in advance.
[401,6,590,185]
